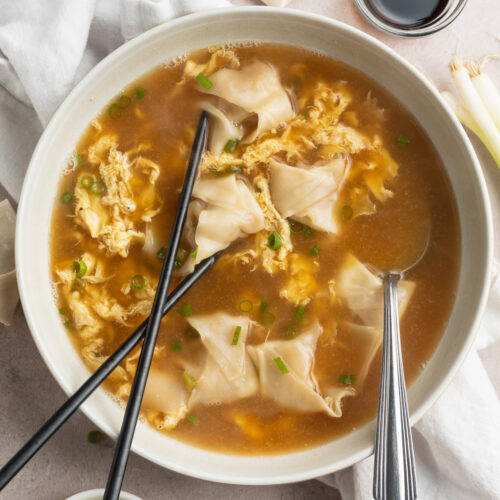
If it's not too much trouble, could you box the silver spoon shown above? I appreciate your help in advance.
[370,222,430,500]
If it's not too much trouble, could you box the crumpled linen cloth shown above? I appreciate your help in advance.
[0,0,499,498]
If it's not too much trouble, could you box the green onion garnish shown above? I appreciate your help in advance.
[304,226,317,239]
[310,245,321,256]
[274,357,289,374]
[342,205,354,221]
[232,326,242,346]
[185,326,199,339]
[63,320,75,330]
[267,232,283,250]
[108,103,122,119]
[190,247,198,259]
[238,300,253,312]
[187,414,199,426]
[171,339,182,352]
[289,220,306,234]
[259,311,275,326]
[73,260,88,277]
[156,246,167,260]
[58,307,66,315]
[90,180,106,195]
[71,277,85,291]
[135,87,145,100]
[224,139,239,153]
[397,134,410,147]
[118,95,131,109]
[179,304,192,317]
[295,305,305,323]
[339,374,355,385]
[60,192,73,204]
[196,72,213,90]
[183,371,197,390]
[87,430,102,444]
[81,175,95,189]
[131,274,146,289]
[225,165,242,174]
[286,326,297,339]
[76,154,83,166]
[259,301,269,313]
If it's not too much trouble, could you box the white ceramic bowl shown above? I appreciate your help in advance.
[16,7,492,485]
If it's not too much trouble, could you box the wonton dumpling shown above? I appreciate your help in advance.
[0,200,18,325]
[204,61,294,144]
[247,322,354,417]
[184,175,265,272]
[336,253,416,328]
[187,313,258,406]
[269,157,349,234]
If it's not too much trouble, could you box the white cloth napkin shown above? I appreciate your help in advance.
[0,1,499,499]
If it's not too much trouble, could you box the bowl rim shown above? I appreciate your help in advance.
[15,6,493,485]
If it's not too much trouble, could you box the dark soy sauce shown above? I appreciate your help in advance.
[366,0,449,28]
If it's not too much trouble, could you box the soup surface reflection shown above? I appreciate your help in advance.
[50,44,460,454]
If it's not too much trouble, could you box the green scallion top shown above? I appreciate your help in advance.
[267,232,283,250]
[224,139,239,154]
[238,300,253,313]
[135,87,145,100]
[131,274,146,290]
[295,305,306,323]
[72,259,87,277]
[342,205,354,221]
[183,371,197,390]
[171,339,182,352]
[187,414,199,426]
[397,134,410,147]
[61,192,73,204]
[339,374,355,385]
[179,304,192,317]
[274,356,289,375]
[310,245,321,256]
[232,325,242,346]
[196,72,213,90]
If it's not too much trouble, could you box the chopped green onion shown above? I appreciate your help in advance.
[58,307,66,315]
[183,371,197,390]
[76,154,83,165]
[185,326,199,339]
[171,339,182,352]
[224,139,239,153]
[135,87,146,100]
[190,247,198,259]
[232,326,242,346]
[81,175,95,189]
[286,326,297,339]
[208,165,224,176]
[118,95,132,109]
[304,226,317,239]
[108,103,122,119]
[60,192,73,204]
[342,205,354,221]
[73,260,88,277]
[274,357,289,374]
[131,274,146,289]
[196,72,213,90]
[295,305,306,323]
[225,165,242,174]
[71,277,85,291]
[238,300,253,312]
[310,245,321,256]
[397,134,410,147]
[63,320,75,330]
[259,311,275,326]
[179,304,192,317]
[187,414,199,426]
[90,180,106,195]
[267,232,283,250]
[87,430,102,444]
[289,220,306,234]
[259,301,269,313]
[156,246,167,260]
[339,374,355,385]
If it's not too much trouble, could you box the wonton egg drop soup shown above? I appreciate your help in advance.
[50,44,459,455]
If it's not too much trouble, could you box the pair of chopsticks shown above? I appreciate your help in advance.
[0,111,214,497]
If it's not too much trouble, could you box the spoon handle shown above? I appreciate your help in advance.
[373,273,417,500]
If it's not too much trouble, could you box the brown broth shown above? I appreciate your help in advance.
[49,44,460,455]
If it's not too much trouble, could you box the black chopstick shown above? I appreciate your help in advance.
[103,111,208,500]
[0,253,220,492]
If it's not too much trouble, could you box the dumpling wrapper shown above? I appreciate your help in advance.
[247,321,355,417]
[203,61,294,147]
[183,175,265,272]
[187,313,259,407]
[0,200,18,325]
[269,157,349,234]
[336,253,416,329]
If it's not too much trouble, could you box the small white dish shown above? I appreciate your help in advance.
[16,6,492,485]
